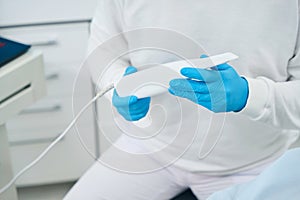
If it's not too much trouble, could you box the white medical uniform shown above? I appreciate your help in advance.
[65,0,300,199]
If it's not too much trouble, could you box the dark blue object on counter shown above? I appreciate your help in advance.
[0,37,31,68]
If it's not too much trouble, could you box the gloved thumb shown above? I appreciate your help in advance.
[200,54,209,58]
[200,54,230,71]
[124,66,137,76]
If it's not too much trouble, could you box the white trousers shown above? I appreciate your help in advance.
[64,156,273,200]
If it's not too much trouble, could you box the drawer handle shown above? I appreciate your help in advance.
[46,72,59,80]
[29,39,58,47]
[9,133,65,146]
[21,104,62,114]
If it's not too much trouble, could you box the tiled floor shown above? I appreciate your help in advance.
[17,182,74,200]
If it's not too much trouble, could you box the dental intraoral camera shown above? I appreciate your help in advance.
[115,52,238,99]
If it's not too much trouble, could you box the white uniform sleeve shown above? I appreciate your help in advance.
[241,21,300,130]
[87,0,129,98]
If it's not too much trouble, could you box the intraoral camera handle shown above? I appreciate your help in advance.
[115,52,238,99]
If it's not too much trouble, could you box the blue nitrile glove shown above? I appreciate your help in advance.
[168,55,249,112]
[208,148,300,200]
[112,66,151,121]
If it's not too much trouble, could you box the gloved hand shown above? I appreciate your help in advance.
[112,66,151,121]
[168,55,249,112]
[207,148,300,200]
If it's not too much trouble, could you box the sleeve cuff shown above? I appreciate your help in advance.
[239,77,270,119]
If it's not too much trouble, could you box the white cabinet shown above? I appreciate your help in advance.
[0,0,98,187]
[0,0,98,27]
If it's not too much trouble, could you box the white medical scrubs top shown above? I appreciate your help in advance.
[87,0,300,175]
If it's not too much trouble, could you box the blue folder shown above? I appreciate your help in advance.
[0,37,31,68]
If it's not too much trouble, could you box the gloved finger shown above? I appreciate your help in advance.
[124,66,137,76]
[112,90,138,107]
[122,114,134,121]
[200,54,231,71]
[200,54,209,58]
[132,97,151,108]
[116,108,130,119]
[169,79,208,93]
[129,98,151,113]
[195,93,211,102]
[168,88,190,98]
[130,112,148,121]
[117,107,147,120]
[169,88,212,110]
[210,63,231,71]
[194,100,211,110]
[201,54,221,71]
[180,68,221,83]
[127,108,148,116]
[121,107,149,121]
[168,88,211,102]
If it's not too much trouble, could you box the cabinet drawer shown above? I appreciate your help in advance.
[2,21,98,186]
[0,23,92,98]
[0,0,97,27]
[7,97,71,147]
[45,63,93,98]
[7,93,94,144]
[7,93,97,186]
[0,23,90,68]
[9,122,96,186]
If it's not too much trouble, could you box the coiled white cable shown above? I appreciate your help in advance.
[0,84,114,195]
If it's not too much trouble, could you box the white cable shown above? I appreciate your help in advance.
[0,84,114,195]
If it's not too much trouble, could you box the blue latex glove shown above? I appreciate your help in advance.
[112,66,151,121]
[168,55,249,112]
[208,148,300,200]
